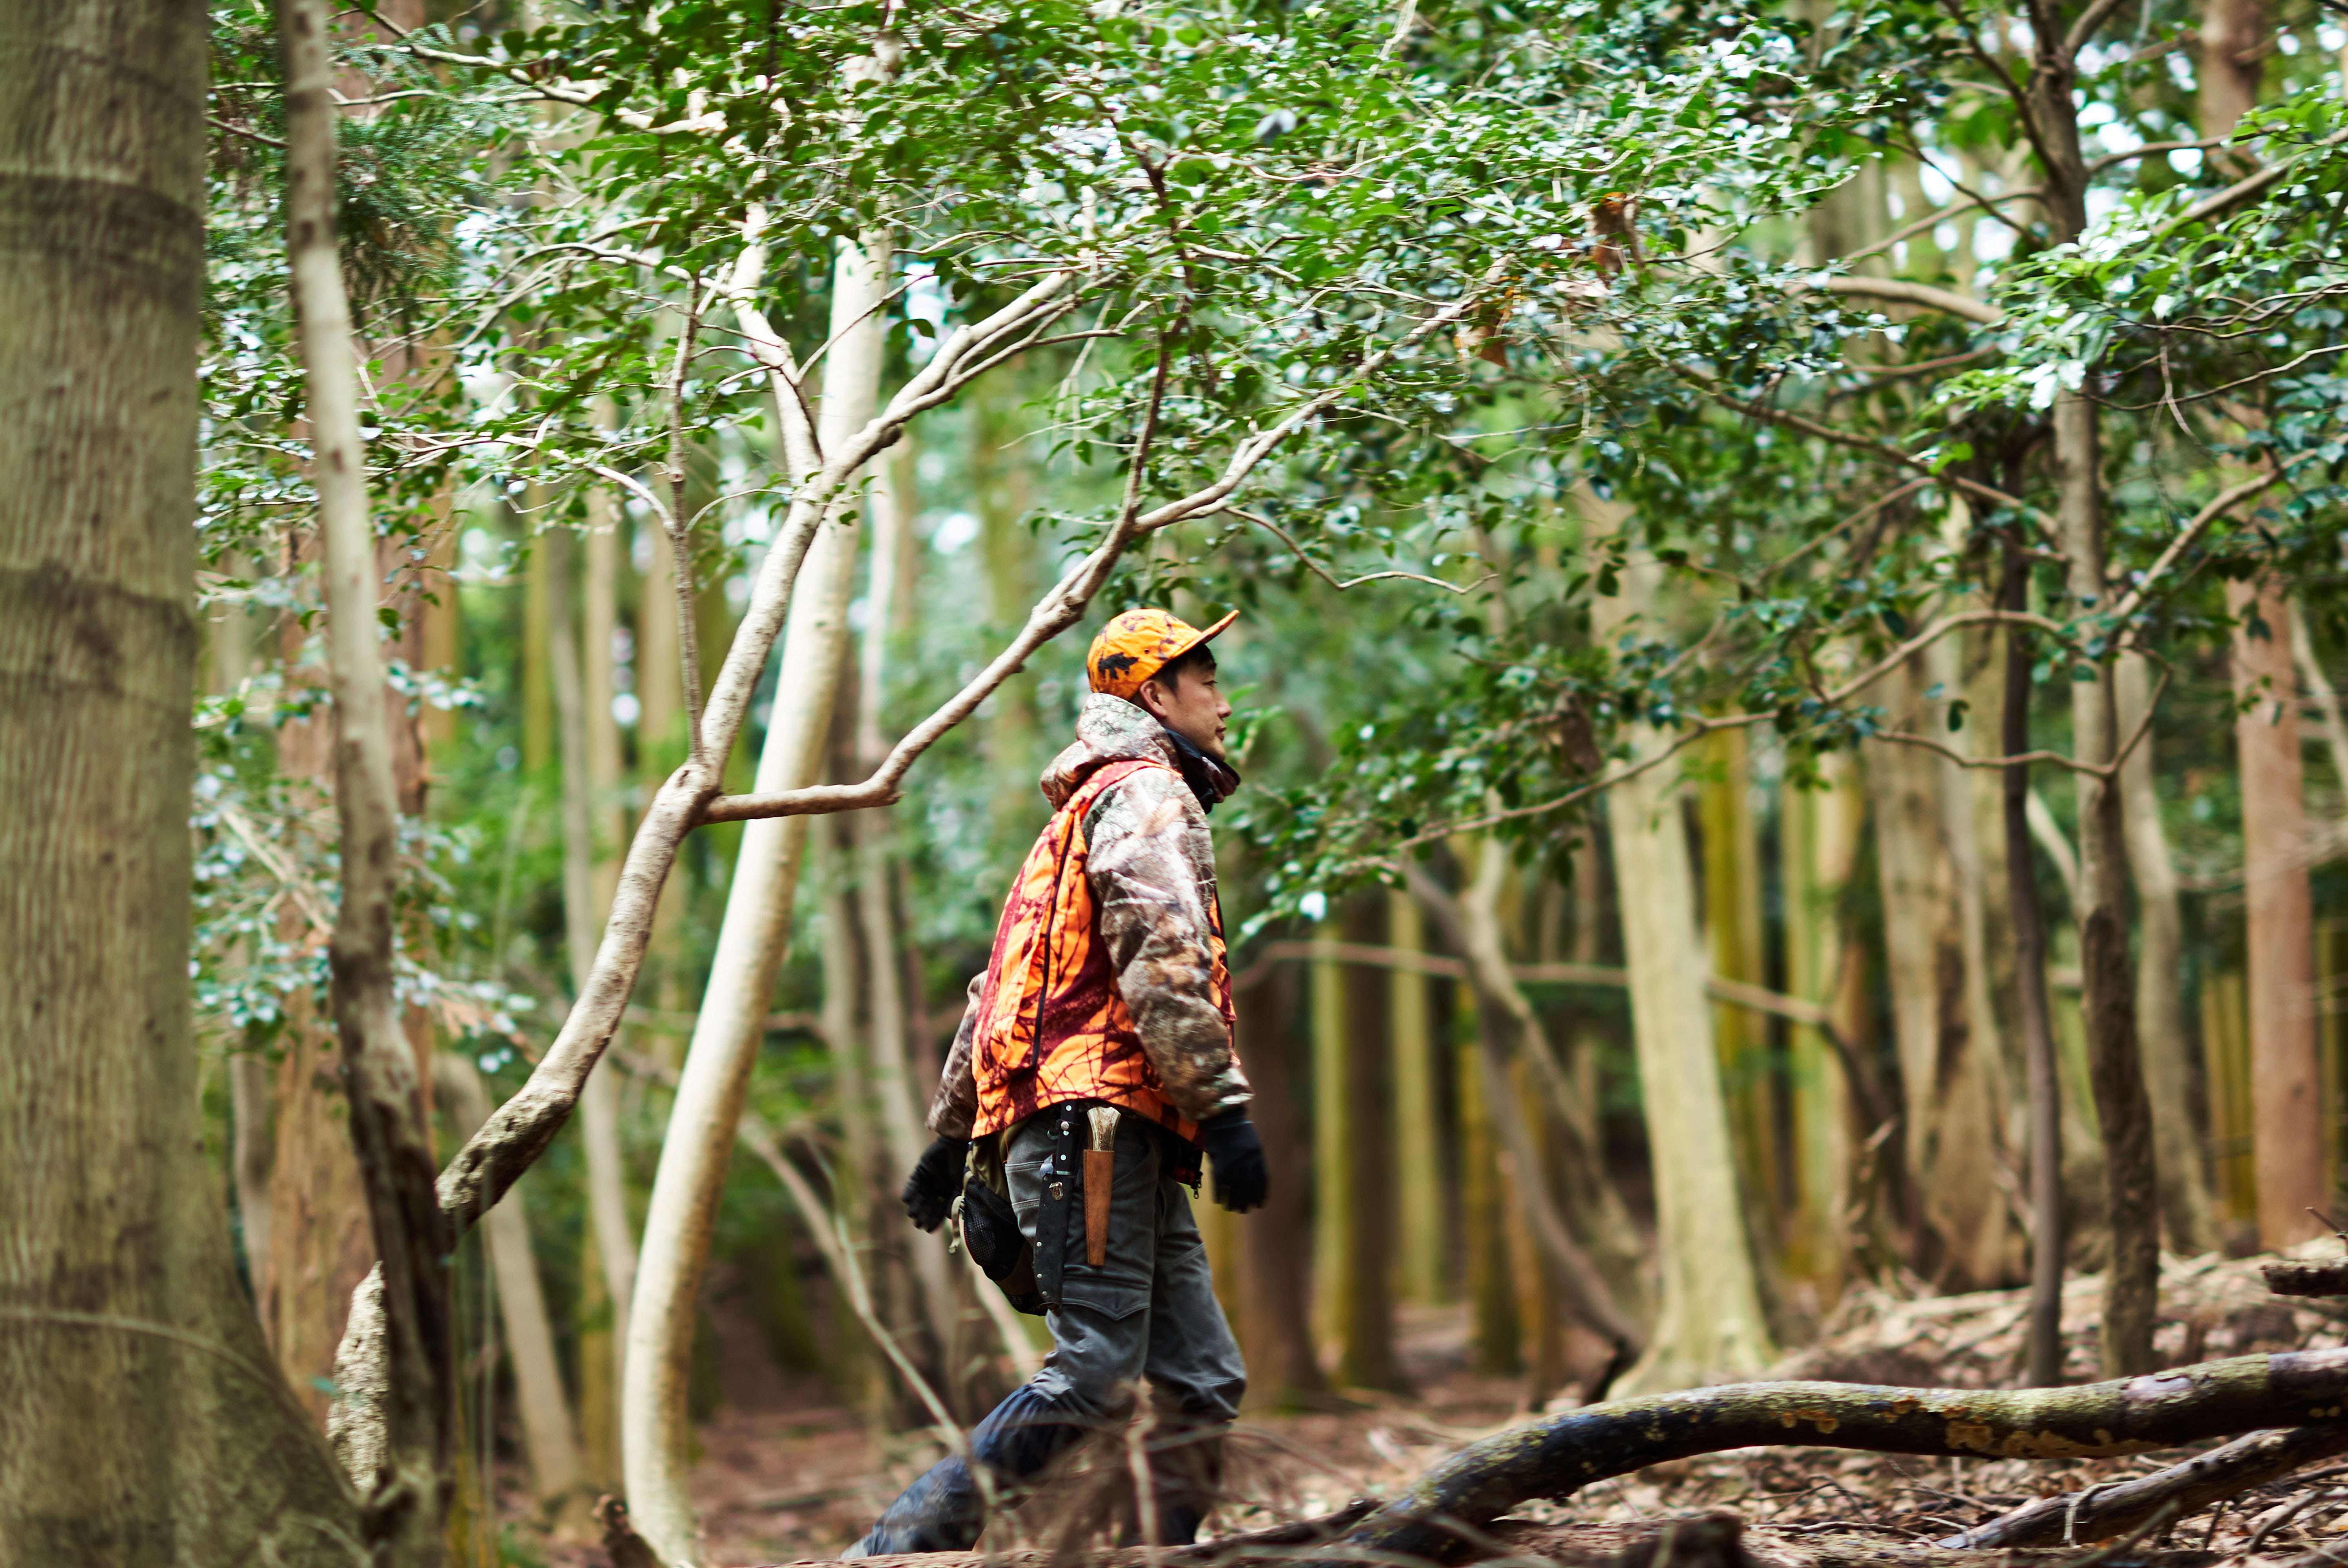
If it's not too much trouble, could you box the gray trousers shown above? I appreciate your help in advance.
[846,1107,1246,1556]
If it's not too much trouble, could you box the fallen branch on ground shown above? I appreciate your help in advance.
[1940,1425,2348,1548]
[1312,1350,2348,1566]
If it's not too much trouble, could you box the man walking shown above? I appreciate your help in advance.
[845,608,1268,1556]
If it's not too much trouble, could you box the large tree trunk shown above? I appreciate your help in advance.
[1589,530,1774,1391]
[1700,730,1779,1234]
[2116,653,2216,1253]
[0,2,363,1555]
[623,229,891,1566]
[1338,896,1398,1389]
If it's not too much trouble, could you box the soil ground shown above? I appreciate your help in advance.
[507,1246,2348,1568]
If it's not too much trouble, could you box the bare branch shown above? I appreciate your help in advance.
[1223,506,1488,594]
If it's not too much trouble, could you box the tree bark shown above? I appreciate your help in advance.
[1701,728,1778,1229]
[1234,960,1327,1406]
[1781,751,1859,1297]
[549,519,641,1420]
[282,0,453,1552]
[0,0,363,1555]
[2116,653,2215,1255]
[1338,895,1398,1389]
[2003,543,2065,1388]
[2018,0,2159,1377]
[2231,576,2325,1248]
[436,1054,588,1514]
[1329,1349,2348,1566]
[623,228,891,1565]
[1389,891,1445,1307]
[1591,543,1774,1392]
[1945,1423,2348,1548]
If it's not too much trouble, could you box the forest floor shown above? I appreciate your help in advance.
[517,1246,2348,1568]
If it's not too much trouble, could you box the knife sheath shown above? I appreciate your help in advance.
[1082,1149,1113,1265]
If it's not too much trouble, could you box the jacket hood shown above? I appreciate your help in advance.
[1042,693,1240,811]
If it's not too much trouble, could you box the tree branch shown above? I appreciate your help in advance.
[1323,1350,2348,1566]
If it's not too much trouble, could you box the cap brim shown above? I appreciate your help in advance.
[1168,610,1238,662]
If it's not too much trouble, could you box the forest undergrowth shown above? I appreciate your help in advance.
[547,1246,2348,1568]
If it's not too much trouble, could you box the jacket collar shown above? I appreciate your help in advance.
[1041,693,1241,812]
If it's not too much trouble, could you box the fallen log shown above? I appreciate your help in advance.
[1314,1350,2348,1566]
[2263,1262,2348,1299]
[1937,1425,2348,1548]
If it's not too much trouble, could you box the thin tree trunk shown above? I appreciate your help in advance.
[1456,999,1521,1378]
[1781,751,1857,1297]
[437,1055,588,1514]
[1234,962,1326,1406]
[2232,576,2325,1247]
[1700,729,1777,1230]
[2117,653,2215,1254]
[1389,891,1444,1306]
[2003,543,2065,1387]
[1866,655,2004,1289]
[1407,851,1644,1373]
[624,229,891,1565]
[1586,528,1772,1392]
[283,0,452,1547]
[549,522,640,1431]
[2021,4,2158,1376]
[0,0,361,1550]
[851,463,969,1393]
[1309,929,1350,1350]
[1338,896,1396,1390]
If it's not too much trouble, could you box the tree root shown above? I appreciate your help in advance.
[1938,1425,2348,1548]
[1313,1350,2348,1566]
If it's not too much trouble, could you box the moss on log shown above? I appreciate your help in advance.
[1319,1350,2348,1565]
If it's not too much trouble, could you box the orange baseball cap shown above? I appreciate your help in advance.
[1086,607,1238,700]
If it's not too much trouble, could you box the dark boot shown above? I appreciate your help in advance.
[843,1383,1100,1558]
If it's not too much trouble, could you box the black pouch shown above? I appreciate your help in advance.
[959,1135,1051,1316]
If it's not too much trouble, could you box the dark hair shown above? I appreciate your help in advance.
[1149,643,1217,690]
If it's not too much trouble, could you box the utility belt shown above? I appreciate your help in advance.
[955,1099,1200,1316]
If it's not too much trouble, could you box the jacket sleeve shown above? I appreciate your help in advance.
[1084,768,1252,1123]
[924,971,987,1139]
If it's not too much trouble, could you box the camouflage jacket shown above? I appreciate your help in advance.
[926,694,1253,1140]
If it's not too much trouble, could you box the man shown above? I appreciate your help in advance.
[844,607,1269,1557]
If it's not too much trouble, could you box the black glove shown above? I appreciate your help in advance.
[903,1136,969,1233]
[1199,1111,1268,1213]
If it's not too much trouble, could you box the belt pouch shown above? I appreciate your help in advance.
[1032,1103,1079,1308]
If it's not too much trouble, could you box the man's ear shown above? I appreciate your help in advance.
[1134,674,1172,721]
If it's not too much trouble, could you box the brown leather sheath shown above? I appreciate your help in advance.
[1082,1149,1113,1265]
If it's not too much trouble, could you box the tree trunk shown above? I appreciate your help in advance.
[1328,1348,2348,1566]
[1591,539,1773,1392]
[550,519,641,1419]
[2116,653,2215,1254]
[854,465,967,1400]
[1865,656,2005,1290]
[2231,577,2325,1247]
[1310,927,1350,1351]
[1781,751,1858,1298]
[1700,729,1778,1233]
[283,0,453,1548]
[436,1054,588,1514]
[1390,891,1445,1307]
[1457,988,1522,1378]
[1234,961,1327,1406]
[2003,543,2065,1387]
[623,229,891,1566]
[2022,2,2158,1377]
[1337,897,1397,1389]
[0,1,363,1553]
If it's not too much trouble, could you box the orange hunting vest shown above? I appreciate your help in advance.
[967,759,1233,1143]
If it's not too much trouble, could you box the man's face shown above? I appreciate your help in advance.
[1139,659,1231,761]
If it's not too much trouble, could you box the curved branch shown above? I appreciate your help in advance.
[1808,274,2005,326]
[1323,1350,2348,1566]
[1947,1425,2348,1548]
